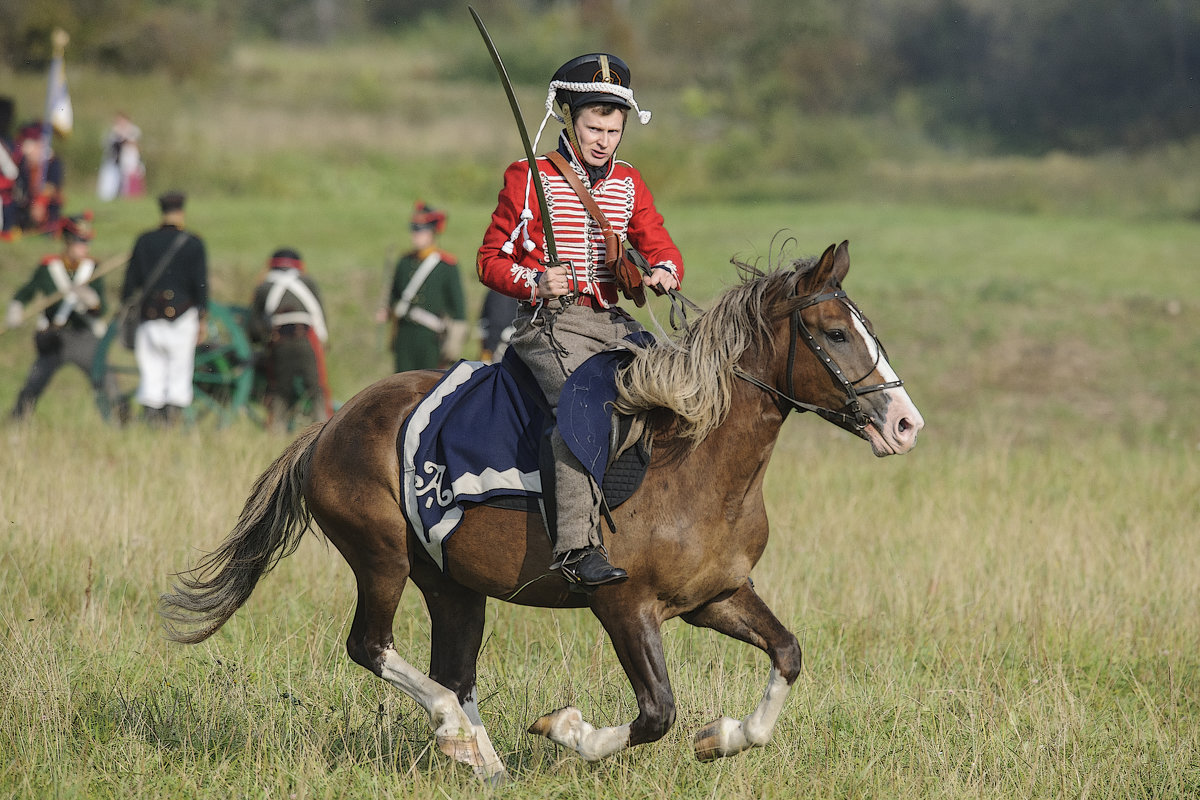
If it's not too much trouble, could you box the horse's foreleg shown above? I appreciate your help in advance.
[378,648,505,783]
[681,580,802,761]
[528,604,673,761]
[420,570,508,784]
[342,562,503,783]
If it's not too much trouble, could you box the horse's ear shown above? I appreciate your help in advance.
[831,240,850,284]
[804,240,850,290]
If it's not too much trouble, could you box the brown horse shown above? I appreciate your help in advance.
[160,241,923,783]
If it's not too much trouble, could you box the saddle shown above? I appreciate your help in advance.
[399,335,655,571]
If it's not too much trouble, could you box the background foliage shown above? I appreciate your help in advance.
[2,0,1199,154]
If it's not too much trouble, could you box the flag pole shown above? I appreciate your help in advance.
[38,28,72,196]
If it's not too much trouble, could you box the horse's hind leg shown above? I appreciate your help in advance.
[681,580,802,761]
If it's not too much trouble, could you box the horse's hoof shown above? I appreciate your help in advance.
[693,716,739,762]
[693,735,722,761]
[437,733,484,767]
[527,706,581,739]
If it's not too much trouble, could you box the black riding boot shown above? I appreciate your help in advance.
[554,546,628,589]
[539,428,629,590]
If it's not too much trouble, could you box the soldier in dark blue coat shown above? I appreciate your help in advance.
[120,190,208,425]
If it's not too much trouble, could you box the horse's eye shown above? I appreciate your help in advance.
[827,330,847,344]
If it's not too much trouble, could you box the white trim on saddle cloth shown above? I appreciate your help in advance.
[400,360,543,571]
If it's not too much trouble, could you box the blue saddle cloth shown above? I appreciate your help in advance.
[399,333,653,571]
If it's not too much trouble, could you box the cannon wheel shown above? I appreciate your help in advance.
[92,302,259,427]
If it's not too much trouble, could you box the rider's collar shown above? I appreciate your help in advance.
[557,134,610,185]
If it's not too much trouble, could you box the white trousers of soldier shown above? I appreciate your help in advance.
[134,307,199,409]
[510,300,643,556]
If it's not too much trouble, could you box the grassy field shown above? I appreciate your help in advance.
[2,200,1197,798]
[2,34,1199,800]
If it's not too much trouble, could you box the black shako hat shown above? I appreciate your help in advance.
[61,211,94,242]
[551,53,633,113]
[410,201,446,234]
[269,248,304,270]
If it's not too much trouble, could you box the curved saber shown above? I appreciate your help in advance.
[469,6,561,268]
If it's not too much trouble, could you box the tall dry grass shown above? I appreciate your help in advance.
[1,408,1196,797]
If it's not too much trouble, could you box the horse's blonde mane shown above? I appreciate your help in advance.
[614,253,820,445]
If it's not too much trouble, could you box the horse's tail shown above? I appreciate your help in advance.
[159,421,325,644]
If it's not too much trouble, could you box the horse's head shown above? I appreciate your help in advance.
[614,240,923,454]
[764,240,924,456]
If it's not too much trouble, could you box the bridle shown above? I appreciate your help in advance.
[733,287,904,433]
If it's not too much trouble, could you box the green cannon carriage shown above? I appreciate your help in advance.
[90,301,259,427]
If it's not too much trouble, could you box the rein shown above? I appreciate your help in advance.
[733,288,903,432]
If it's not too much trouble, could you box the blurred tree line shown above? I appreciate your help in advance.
[2,0,1197,154]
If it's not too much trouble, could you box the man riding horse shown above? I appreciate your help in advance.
[476,52,683,589]
[160,14,925,783]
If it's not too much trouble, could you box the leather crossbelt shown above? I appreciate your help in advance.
[546,150,647,307]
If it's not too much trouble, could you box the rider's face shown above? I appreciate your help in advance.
[572,106,625,168]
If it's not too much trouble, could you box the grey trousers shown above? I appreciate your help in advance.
[12,327,116,418]
[510,300,643,555]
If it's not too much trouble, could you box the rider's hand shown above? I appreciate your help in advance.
[642,267,678,293]
[536,265,572,300]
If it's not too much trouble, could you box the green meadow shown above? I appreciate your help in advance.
[2,34,1199,800]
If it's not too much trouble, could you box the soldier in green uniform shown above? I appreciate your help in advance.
[376,202,467,373]
[6,214,116,419]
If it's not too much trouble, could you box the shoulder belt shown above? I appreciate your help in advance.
[546,150,646,307]
[47,257,96,327]
[392,251,444,328]
[545,150,620,266]
[263,270,329,343]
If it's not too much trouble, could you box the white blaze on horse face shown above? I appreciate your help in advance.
[848,312,924,455]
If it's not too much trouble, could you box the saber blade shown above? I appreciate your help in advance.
[469,6,560,265]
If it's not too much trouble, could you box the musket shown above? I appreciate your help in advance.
[469,7,564,274]
[2,251,130,336]
[376,242,397,352]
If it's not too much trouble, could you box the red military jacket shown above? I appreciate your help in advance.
[477,141,683,307]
